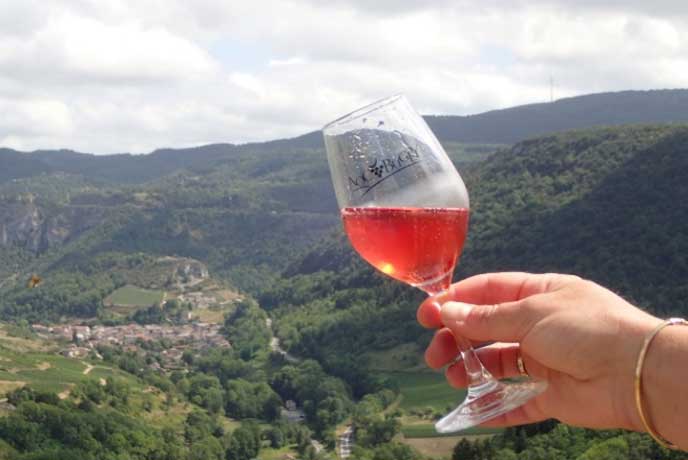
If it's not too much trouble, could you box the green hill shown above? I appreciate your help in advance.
[0,89,688,183]
[426,89,688,143]
[251,124,688,458]
[3,90,688,187]
[263,124,688,384]
[2,98,688,458]
[3,122,688,333]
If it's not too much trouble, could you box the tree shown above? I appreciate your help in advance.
[205,387,224,415]
[453,439,478,460]
[295,426,312,454]
[224,379,282,421]
[225,424,260,460]
[264,427,284,449]
[224,299,271,360]
[359,417,399,447]
[190,436,224,460]
[495,448,518,460]
[577,437,629,460]
[371,442,420,460]
[184,410,218,443]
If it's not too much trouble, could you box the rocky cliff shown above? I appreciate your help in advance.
[0,199,107,253]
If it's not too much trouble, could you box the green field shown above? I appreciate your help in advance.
[0,325,142,396]
[379,371,464,411]
[365,343,426,371]
[190,305,233,324]
[377,371,503,438]
[401,423,502,438]
[105,285,164,308]
[0,346,141,395]
[257,445,298,460]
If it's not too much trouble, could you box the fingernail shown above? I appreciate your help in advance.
[432,290,450,305]
[441,302,473,324]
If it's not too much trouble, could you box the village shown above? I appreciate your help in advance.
[31,322,231,369]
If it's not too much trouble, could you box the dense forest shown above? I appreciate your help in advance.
[261,125,688,385]
[2,94,688,458]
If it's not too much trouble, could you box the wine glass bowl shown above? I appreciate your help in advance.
[324,95,468,212]
[323,94,547,433]
[324,95,469,294]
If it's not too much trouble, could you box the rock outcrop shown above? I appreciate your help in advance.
[0,199,106,253]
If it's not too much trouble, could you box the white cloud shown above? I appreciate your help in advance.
[0,11,218,85]
[269,57,306,67]
[0,0,687,153]
[0,98,73,136]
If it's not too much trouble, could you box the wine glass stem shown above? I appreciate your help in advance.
[454,334,495,390]
[426,292,497,389]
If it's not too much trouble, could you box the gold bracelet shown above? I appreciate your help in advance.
[634,317,688,450]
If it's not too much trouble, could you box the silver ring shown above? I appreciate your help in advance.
[517,354,528,377]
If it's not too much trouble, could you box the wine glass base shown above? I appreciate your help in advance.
[434,379,548,433]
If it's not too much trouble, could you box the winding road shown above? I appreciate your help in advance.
[265,318,345,456]
[265,318,299,363]
[82,362,94,375]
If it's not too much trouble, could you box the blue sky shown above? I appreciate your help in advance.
[0,0,687,154]
[209,38,272,73]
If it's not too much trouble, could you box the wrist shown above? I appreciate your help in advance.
[618,317,662,433]
[638,321,688,448]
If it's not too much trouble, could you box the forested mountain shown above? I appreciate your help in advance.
[3,89,688,186]
[426,89,688,143]
[2,117,688,354]
[263,124,688,381]
[2,93,688,459]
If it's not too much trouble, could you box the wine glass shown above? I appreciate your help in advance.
[322,94,547,433]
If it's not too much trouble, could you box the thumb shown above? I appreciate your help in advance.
[440,299,544,343]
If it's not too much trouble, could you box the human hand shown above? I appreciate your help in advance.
[417,272,660,432]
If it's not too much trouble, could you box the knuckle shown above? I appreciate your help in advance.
[512,299,544,337]
[466,303,499,327]
[519,297,547,322]
[542,272,583,291]
[562,274,584,285]
[519,298,537,314]
[578,278,600,290]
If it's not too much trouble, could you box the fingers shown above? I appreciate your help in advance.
[445,344,520,387]
[444,272,572,305]
[417,272,573,329]
[425,328,492,370]
[417,298,442,329]
[445,344,545,387]
[425,328,458,369]
[440,299,547,343]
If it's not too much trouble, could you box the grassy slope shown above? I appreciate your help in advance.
[106,285,165,307]
[0,326,141,395]
[257,445,300,460]
[0,324,248,439]
[381,371,461,412]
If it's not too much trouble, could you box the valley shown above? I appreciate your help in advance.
[1,91,688,459]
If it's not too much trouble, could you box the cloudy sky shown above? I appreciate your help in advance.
[1,0,688,154]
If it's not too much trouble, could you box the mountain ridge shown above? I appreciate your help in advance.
[3,89,688,165]
[1,98,688,459]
